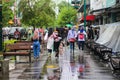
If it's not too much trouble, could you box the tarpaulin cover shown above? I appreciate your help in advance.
[96,22,120,52]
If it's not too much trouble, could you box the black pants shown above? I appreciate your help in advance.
[54,41,60,57]
[78,41,85,50]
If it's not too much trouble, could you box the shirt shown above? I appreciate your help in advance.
[67,30,77,41]
[77,30,87,41]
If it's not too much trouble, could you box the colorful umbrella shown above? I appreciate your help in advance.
[66,24,73,28]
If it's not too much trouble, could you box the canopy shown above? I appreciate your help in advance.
[80,15,95,21]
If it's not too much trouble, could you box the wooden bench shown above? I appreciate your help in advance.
[14,41,33,47]
[15,41,32,43]
[3,44,32,63]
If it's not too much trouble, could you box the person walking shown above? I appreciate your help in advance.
[47,28,54,56]
[32,29,40,60]
[77,26,87,50]
[67,27,77,53]
[53,29,62,58]
[14,28,20,40]
[87,25,94,40]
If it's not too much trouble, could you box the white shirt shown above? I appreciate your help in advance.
[67,30,77,41]
[77,31,87,41]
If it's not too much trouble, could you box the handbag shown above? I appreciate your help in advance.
[69,38,75,42]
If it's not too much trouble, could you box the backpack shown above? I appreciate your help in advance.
[79,33,84,39]
[79,66,84,72]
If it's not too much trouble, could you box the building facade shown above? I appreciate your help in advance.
[90,0,120,25]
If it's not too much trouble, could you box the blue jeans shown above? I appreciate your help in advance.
[33,40,40,58]
[70,42,75,53]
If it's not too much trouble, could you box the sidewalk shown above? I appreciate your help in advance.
[0,45,118,80]
[0,52,48,80]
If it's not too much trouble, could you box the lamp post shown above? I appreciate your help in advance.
[84,0,86,31]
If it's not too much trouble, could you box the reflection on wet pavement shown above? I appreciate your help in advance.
[0,54,47,80]
[81,53,119,80]
[0,49,120,80]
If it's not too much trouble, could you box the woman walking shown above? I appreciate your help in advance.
[32,29,40,60]
[67,27,77,53]
[47,28,54,56]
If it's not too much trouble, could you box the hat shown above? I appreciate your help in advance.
[54,31,58,33]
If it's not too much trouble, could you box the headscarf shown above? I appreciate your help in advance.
[80,26,84,33]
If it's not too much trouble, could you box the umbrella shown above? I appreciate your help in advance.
[66,24,73,28]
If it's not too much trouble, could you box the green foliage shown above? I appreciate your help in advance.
[57,6,77,26]
[3,39,17,51]
[58,1,71,11]
[4,39,17,46]
[19,0,55,28]
[2,0,15,27]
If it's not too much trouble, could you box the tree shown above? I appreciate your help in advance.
[2,0,15,27]
[57,1,71,11]
[18,0,55,28]
[57,6,77,26]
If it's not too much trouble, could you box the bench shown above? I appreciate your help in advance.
[96,45,112,61]
[110,52,120,70]
[85,40,112,61]
[3,44,32,63]
[15,41,32,43]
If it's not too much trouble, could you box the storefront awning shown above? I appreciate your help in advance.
[80,15,95,21]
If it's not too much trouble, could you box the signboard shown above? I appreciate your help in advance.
[90,0,116,11]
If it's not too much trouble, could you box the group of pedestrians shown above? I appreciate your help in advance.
[46,27,67,58]
[31,27,67,60]
[67,26,87,53]
[31,25,96,61]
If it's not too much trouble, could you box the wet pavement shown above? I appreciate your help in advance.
[80,52,119,80]
[0,53,48,80]
[0,47,120,80]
